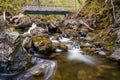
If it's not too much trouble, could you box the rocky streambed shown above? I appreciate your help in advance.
[0,11,120,80]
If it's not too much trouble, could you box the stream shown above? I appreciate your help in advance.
[0,22,120,80]
[23,35,120,80]
[18,23,120,80]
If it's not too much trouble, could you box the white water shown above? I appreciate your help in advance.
[49,36,59,43]
[17,57,57,80]
[3,12,6,20]
[67,44,96,65]
[27,23,37,34]
[50,36,96,65]
[22,23,37,37]
[59,37,72,43]
[55,48,63,53]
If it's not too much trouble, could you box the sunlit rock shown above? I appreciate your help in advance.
[32,36,53,53]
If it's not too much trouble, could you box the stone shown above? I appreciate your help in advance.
[0,27,28,74]
[85,36,93,41]
[65,29,78,37]
[30,27,47,35]
[32,36,53,53]
[30,27,49,38]
[13,14,32,28]
[0,16,6,27]
[82,43,93,47]
[53,43,68,52]
[109,49,120,61]
[94,51,106,56]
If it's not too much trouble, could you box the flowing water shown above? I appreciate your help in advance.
[16,57,57,80]
[31,36,120,80]
[1,23,120,80]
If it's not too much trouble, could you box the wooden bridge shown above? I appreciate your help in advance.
[21,0,80,15]
[22,6,70,15]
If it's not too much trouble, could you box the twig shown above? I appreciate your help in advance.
[111,0,116,22]
[79,20,94,31]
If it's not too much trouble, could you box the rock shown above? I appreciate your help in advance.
[78,27,89,37]
[46,21,58,33]
[82,43,93,47]
[0,27,28,74]
[109,49,120,61]
[32,18,45,27]
[83,47,96,52]
[94,51,106,56]
[32,36,54,53]
[85,36,93,41]
[93,42,104,49]
[0,16,6,27]
[5,28,20,44]
[33,68,44,77]
[30,27,48,37]
[65,29,78,37]
[13,14,32,29]
[53,43,68,52]
[22,37,32,49]
[116,29,120,44]
[67,20,79,29]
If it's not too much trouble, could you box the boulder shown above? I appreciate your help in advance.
[30,27,48,38]
[32,36,54,53]
[0,27,27,74]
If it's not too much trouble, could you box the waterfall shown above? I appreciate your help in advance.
[3,12,6,20]
[27,23,37,34]
[22,23,37,37]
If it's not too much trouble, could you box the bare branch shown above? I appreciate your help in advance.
[79,20,94,31]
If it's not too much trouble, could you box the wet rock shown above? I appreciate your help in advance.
[94,51,106,56]
[109,49,120,61]
[22,37,32,49]
[23,35,67,56]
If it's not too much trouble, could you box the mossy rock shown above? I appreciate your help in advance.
[53,43,68,52]
[32,36,53,53]
[65,29,78,37]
